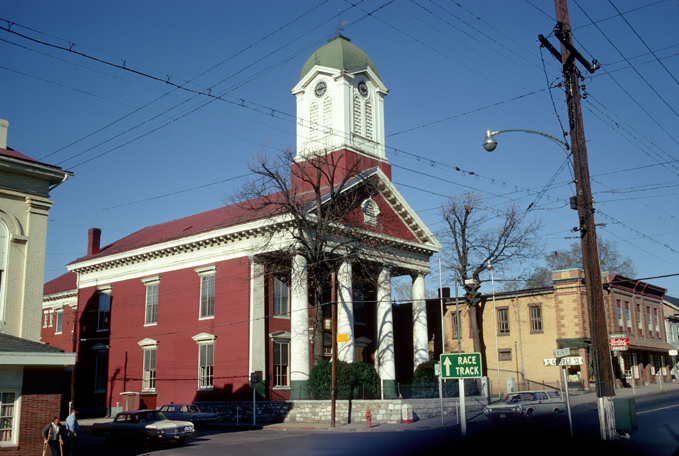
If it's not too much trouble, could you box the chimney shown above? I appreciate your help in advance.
[0,119,8,149]
[88,228,102,255]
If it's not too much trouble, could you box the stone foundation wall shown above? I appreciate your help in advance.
[196,396,489,425]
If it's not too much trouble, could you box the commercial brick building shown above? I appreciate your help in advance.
[444,269,673,395]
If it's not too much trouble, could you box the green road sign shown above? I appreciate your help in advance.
[440,353,482,379]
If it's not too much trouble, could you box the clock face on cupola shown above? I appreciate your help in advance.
[291,35,389,163]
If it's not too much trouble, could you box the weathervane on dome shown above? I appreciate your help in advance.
[335,9,347,36]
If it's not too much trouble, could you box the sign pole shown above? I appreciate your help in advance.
[563,365,573,437]
[459,378,466,437]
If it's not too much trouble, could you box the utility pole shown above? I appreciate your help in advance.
[541,0,617,440]
[331,271,337,428]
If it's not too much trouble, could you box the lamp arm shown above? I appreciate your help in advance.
[491,129,571,156]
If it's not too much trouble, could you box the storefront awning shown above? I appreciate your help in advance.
[627,337,676,353]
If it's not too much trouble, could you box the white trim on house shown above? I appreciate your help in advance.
[0,352,76,365]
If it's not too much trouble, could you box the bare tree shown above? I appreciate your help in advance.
[232,148,393,366]
[440,192,543,354]
[524,238,638,288]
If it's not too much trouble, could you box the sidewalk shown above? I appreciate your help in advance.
[79,380,679,433]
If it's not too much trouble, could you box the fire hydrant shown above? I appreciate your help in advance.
[365,406,372,429]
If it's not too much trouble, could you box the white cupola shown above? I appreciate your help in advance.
[291,35,389,163]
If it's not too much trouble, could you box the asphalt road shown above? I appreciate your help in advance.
[78,391,679,456]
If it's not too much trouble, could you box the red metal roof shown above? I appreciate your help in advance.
[69,193,285,265]
[43,271,77,295]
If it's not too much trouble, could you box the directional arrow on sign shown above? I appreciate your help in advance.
[443,356,452,377]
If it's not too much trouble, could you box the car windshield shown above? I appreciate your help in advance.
[504,393,533,403]
[136,411,168,422]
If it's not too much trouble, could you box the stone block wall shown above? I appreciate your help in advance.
[196,396,488,425]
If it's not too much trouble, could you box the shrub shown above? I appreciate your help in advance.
[308,361,379,400]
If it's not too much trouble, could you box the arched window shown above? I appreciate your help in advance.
[353,96,362,136]
[365,100,373,140]
[310,102,319,140]
[323,97,332,134]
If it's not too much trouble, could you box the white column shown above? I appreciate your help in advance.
[412,272,429,369]
[248,258,266,383]
[337,258,354,363]
[290,254,310,396]
[376,267,395,393]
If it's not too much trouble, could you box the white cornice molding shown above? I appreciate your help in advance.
[141,275,161,285]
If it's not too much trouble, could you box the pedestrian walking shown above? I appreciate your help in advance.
[41,417,64,456]
[65,409,79,456]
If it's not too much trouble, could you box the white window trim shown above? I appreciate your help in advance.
[269,331,291,390]
[143,278,160,327]
[43,310,49,328]
[138,340,158,392]
[96,286,112,332]
[196,266,216,321]
[193,333,216,391]
[0,388,21,448]
[55,310,63,335]
[272,274,290,319]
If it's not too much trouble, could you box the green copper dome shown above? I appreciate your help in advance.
[299,35,380,81]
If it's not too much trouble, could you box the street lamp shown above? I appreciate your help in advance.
[483,129,571,160]
[483,127,615,436]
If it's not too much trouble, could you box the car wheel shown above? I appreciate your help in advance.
[552,409,559,420]
[177,437,187,446]
[142,435,154,447]
[103,433,112,445]
[525,410,534,423]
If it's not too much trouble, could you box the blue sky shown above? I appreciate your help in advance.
[1,0,677,294]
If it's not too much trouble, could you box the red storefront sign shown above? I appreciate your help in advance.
[609,337,630,351]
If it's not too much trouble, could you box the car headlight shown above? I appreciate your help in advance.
[514,406,522,413]
[185,425,194,432]
[156,430,165,435]
[483,407,489,415]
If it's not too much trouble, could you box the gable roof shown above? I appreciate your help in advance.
[69,194,284,265]
[44,271,77,296]
[69,167,440,268]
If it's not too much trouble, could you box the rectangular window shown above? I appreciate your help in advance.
[55,311,63,334]
[654,308,660,338]
[616,300,623,332]
[498,349,512,361]
[198,343,214,389]
[200,275,215,319]
[353,286,366,325]
[0,391,16,444]
[273,341,289,388]
[632,353,639,379]
[647,307,652,336]
[497,309,509,335]
[142,348,156,391]
[625,302,631,332]
[94,352,107,392]
[529,305,543,333]
[98,293,111,331]
[145,284,158,325]
[43,310,48,328]
[450,312,459,339]
[637,304,643,336]
[273,275,289,317]
[652,354,661,376]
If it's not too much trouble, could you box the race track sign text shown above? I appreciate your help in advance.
[440,353,482,379]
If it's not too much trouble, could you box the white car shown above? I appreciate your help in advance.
[483,390,565,423]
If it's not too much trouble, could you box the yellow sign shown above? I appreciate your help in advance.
[337,334,349,343]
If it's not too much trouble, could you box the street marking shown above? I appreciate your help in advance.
[637,403,679,415]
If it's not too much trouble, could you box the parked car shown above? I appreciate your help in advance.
[483,390,565,423]
[91,410,195,446]
[159,404,219,426]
